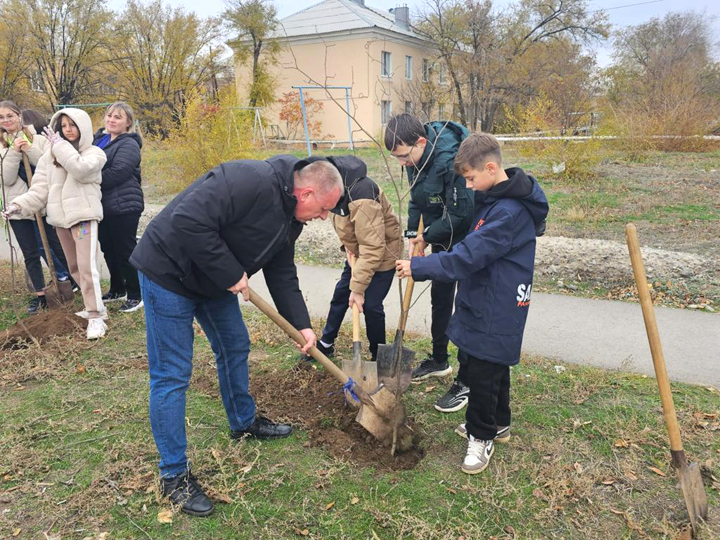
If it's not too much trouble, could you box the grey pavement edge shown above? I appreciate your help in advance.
[248,263,720,389]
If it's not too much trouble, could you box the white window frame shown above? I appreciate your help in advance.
[422,59,429,82]
[381,100,392,124]
[405,101,413,114]
[381,51,392,78]
[439,63,448,85]
[405,55,412,80]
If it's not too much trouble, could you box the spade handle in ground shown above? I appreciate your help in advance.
[625,223,683,451]
[348,258,361,342]
[626,223,708,533]
[22,153,62,302]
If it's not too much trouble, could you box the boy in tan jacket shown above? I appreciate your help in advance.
[305,156,402,362]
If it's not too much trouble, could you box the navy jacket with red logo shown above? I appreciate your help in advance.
[410,168,549,366]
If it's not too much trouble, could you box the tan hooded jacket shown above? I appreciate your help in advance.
[327,156,402,294]
[12,108,107,228]
[0,125,49,220]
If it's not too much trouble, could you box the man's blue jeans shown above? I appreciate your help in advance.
[139,272,255,478]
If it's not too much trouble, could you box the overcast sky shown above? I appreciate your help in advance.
[107,0,719,67]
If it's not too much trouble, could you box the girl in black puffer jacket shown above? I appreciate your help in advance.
[93,101,144,313]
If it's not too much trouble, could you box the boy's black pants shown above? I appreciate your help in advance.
[462,350,511,441]
[10,218,69,292]
[98,212,141,300]
[320,261,395,359]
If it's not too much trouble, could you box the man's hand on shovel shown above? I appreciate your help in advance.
[230,274,317,353]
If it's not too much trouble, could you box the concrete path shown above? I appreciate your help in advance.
[3,231,717,388]
[248,264,720,389]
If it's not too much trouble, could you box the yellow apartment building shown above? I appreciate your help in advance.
[234,0,453,145]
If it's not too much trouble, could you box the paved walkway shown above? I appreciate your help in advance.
[248,264,720,389]
[4,232,717,388]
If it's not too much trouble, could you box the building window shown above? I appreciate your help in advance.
[405,101,413,114]
[381,100,392,124]
[421,102,430,121]
[381,51,392,77]
[439,103,446,119]
[422,59,429,82]
[439,63,447,85]
[405,56,412,80]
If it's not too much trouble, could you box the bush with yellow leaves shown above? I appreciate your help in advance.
[503,95,604,183]
[164,88,257,192]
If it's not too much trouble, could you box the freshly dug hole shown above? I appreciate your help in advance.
[251,361,424,471]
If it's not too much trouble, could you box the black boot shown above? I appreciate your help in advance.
[231,416,293,440]
[160,471,214,517]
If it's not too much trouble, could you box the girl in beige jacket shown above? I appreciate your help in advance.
[0,101,75,313]
[3,108,109,339]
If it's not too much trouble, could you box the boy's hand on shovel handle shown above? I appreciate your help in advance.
[349,291,364,313]
[396,260,411,279]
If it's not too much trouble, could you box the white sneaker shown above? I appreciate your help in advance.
[462,436,494,475]
[87,318,108,340]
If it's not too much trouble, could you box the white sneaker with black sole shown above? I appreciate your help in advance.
[455,423,511,443]
[434,380,470,412]
[462,436,494,475]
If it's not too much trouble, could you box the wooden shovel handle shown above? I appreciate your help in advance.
[247,287,350,385]
[399,216,424,331]
[22,154,60,291]
[625,223,683,452]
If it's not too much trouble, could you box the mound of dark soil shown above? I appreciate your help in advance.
[251,362,424,471]
[1,309,83,350]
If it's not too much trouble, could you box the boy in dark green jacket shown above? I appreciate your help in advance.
[385,113,475,412]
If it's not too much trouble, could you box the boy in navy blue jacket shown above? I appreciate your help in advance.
[396,133,549,474]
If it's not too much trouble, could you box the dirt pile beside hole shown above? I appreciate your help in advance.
[251,362,424,471]
[1,309,83,350]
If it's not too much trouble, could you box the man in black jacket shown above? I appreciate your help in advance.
[130,156,342,517]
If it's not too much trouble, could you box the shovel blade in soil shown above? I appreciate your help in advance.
[43,280,74,308]
[674,456,709,533]
[355,384,413,452]
[376,341,415,396]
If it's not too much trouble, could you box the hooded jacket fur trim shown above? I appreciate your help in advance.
[12,108,107,228]
[0,125,49,220]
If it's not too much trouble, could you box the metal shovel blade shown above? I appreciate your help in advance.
[673,452,709,533]
[376,333,415,396]
[44,279,74,308]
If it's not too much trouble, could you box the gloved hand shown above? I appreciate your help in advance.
[1,203,20,220]
[42,126,61,146]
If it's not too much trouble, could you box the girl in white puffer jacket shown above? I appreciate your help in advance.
[4,108,109,340]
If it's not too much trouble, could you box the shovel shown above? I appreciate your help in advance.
[247,287,413,452]
[22,154,73,308]
[343,256,379,393]
[376,216,424,396]
[626,223,708,535]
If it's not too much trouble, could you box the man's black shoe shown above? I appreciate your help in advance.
[301,341,334,362]
[28,295,48,314]
[160,471,214,517]
[411,356,453,381]
[231,416,293,440]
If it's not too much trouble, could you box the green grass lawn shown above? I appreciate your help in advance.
[1,279,718,539]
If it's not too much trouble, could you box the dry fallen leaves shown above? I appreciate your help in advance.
[325,501,335,511]
[614,439,630,448]
[647,466,666,477]
[350,496,359,505]
[157,509,173,524]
